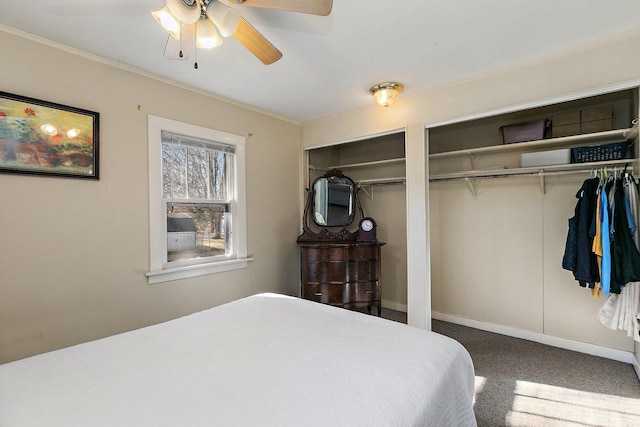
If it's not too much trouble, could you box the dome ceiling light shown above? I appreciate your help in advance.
[369,82,404,107]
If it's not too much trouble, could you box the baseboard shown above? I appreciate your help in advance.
[381,299,407,313]
[432,311,637,366]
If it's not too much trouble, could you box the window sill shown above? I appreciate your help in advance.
[146,257,253,285]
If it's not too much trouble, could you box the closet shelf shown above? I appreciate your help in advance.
[429,158,635,182]
[429,127,635,160]
[357,176,406,186]
[329,157,405,170]
[308,164,328,172]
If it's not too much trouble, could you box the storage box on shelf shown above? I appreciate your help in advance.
[581,105,613,134]
[500,119,550,144]
[552,111,581,138]
[521,149,571,167]
[552,105,613,138]
[570,141,628,163]
[519,140,630,168]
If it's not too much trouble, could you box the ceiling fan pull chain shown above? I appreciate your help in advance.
[179,23,184,57]
[193,31,198,69]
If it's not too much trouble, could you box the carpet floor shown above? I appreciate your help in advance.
[378,308,640,426]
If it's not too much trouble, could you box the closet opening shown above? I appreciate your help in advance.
[303,131,409,315]
[427,87,639,359]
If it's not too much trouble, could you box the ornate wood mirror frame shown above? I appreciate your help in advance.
[297,169,364,242]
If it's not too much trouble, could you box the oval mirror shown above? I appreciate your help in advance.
[313,174,356,227]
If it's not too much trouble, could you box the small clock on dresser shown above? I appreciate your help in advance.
[357,217,377,241]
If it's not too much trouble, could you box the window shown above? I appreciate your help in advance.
[162,132,233,263]
[147,116,249,284]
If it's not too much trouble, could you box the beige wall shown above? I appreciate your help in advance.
[0,30,302,363]
[360,185,407,310]
[303,29,640,363]
[430,174,635,351]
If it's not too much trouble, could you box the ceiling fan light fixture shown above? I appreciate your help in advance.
[196,19,222,48]
[166,0,202,24]
[370,82,404,107]
[207,1,241,37]
[152,6,182,39]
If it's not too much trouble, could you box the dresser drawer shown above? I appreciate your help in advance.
[348,245,379,261]
[350,282,378,302]
[304,262,347,284]
[303,284,345,304]
[304,247,347,262]
[348,260,378,281]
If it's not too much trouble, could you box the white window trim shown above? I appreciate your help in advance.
[146,115,251,284]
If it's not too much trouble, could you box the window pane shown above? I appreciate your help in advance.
[163,142,232,202]
[166,203,230,262]
[162,144,187,199]
[209,151,226,200]
[187,147,208,199]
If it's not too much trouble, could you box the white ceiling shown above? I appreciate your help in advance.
[1,1,639,123]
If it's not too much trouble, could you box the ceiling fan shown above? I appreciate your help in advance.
[152,0,333,65]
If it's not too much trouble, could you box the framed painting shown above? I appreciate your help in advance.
[0,91,99,179]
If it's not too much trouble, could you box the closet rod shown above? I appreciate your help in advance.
[430,165,634,183]
[430,158,635,182]
[432,165,635,196]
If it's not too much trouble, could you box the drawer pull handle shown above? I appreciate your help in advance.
[315,292,323,296]
[365,290,373,294]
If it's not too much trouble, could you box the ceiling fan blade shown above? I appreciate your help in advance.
[233,0,333,16]
[232,18,283,65]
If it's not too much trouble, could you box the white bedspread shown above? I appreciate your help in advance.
[0,294,476,426]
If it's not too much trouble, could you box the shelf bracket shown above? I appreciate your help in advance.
[465,176,477,198]
[359,184,373,200]
[539,170,546,195]
[469,153,476,170]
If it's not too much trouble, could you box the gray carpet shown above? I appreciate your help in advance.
[377,308,640,426]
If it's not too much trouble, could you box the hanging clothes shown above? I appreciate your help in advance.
[609,178,640,292]
[625,175,640,248]
[597,173,640,341]
[564,171,640,293]
[598,282,640,342]
[600,188,611,295]
[562,178,600,287]
[591,189,603,297]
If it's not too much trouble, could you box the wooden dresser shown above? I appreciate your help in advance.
[298,240,384,315]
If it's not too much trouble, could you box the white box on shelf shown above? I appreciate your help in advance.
[520,149,571,167]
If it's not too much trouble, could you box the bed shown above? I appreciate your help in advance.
[0,293,477,426]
